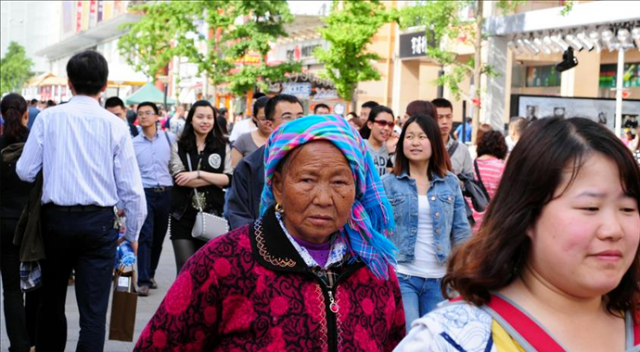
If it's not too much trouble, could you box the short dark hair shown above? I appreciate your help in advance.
[137,101,159,115]
[477,130,508,160]
[393,114,451,179]
[253,92,266,99]
[361,101,379,109]
[359,105,394,140]
[432,98,453,111]
[406,100,437,118]
[105,96,125,110]
[313,103,330,114]
[510,116,529,136]
[264,94,302,121]
[444,117,640,319]
[66,50,109,96]
[29,99,38,105]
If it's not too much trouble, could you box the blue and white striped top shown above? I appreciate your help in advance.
[16,95,147,242]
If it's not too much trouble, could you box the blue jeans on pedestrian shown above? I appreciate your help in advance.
[138,188,171,287]
[397,274,445,332]
[38,207,117,352]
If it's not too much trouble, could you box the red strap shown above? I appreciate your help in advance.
[486,295,565,352]
[634,318,640,346]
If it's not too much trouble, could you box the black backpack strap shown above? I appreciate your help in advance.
[474,159,490,200]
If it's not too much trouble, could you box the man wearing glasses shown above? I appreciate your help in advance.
[133,102,176,296]
[226,94,304,230]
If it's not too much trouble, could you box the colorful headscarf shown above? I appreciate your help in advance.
[259,114,397,279]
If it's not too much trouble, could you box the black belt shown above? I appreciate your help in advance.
[43,204,113,212]
[144,186,172,193]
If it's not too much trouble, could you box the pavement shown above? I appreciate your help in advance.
[1,234,178,352]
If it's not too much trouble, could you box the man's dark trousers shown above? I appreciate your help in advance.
[138,188,171,288]
[37,207,117,352]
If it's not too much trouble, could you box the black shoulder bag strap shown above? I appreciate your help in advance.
[164,131,172,149]
[474,159,490,200]
[447,140,459,157]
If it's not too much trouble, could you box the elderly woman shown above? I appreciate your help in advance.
[394,117,640,352]
[135,114,406,351]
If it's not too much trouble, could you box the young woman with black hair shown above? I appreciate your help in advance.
[382,114,470,330]
[0,93,36,352]
[360,105,396,176]
[169,100,233,274]
[230,96,271,168]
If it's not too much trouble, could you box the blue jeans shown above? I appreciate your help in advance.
[138,188,171,287]
[397,274,445,331]
[38,207,117,352]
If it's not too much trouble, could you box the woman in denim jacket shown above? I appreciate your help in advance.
[382,114,471,329]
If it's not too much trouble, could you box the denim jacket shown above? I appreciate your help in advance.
[382,171,471,265]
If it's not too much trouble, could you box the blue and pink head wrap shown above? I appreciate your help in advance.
[259,114,397,279]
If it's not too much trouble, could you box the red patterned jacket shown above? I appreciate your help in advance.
[134,208,406,352]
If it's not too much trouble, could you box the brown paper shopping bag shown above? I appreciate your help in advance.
[108,266,138,342]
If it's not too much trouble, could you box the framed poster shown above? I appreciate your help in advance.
[510,94,640,132]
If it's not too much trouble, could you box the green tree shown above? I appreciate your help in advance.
[314,0,393,110]
[118,1,300,97]
[0,41,34,96]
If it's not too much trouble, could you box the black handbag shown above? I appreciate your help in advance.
[457,172,489,212]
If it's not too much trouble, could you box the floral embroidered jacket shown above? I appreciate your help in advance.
[134,208,406,352]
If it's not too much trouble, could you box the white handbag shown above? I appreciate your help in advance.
[186,155,229,242]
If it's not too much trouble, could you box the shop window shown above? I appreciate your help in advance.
[599,63,640,88]
[525,65,561,87]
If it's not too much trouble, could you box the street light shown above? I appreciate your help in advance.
[551,32,570,51]
[601,28,618,51]
[632,27,640,50]
[588,27,603,53]
[617,28,634,50]
[565,31,584,51]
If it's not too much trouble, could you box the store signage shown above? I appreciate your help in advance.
[314,88,338,101]
[286,44,322,61]
[399,31,435,58]
[282,82,312,99]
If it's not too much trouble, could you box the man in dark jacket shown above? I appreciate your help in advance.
[226,95,303,229]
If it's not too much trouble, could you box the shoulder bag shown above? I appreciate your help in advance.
[186,154,229,242]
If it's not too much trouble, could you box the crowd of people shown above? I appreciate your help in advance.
[1,49,639,352]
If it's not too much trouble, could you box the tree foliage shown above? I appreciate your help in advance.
[396,1,523,101]
[0,42,34,96]
[118,0,301,96]
[314,0,393,103]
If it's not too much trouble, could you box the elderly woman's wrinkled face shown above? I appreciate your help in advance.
[273,141,356,244]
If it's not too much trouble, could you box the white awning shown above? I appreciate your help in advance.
[485,1,640,36]
[35,13,141,60]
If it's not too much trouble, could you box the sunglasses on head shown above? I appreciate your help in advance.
[373,120,394,128]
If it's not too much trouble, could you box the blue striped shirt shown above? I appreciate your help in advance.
[132,129,176,188]
[16,95,147,242]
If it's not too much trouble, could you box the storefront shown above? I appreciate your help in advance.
[483,1,640,135]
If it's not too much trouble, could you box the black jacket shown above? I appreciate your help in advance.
[0,136,32,219]
[226,145,265,230]
[171,144,231,220]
